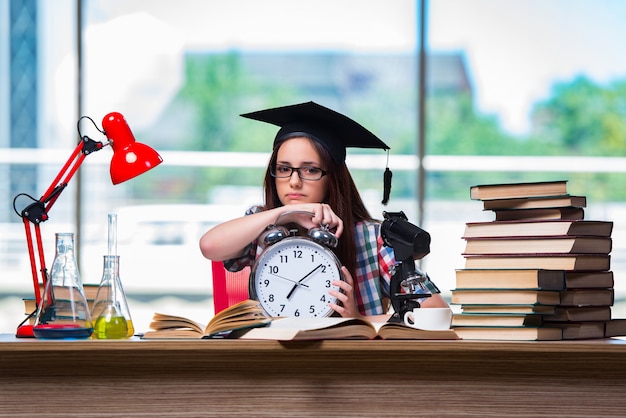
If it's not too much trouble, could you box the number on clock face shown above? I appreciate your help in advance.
[252,237,343,318]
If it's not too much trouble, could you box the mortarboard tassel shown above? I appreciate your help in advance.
[381,167,392,205]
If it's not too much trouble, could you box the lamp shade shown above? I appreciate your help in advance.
[102,112,163,185]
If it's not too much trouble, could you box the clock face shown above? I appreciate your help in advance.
[251,236,344,318]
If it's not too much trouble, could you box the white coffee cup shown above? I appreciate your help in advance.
[403,307,452,330]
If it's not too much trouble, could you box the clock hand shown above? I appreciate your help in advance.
[286,264,323,300]
[269,272,311,289]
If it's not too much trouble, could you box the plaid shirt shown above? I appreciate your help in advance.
[224,206,440,316]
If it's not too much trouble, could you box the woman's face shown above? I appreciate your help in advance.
[275,137,329,206]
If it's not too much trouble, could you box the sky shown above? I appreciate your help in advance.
[86,0,626,135]
[429,0,626,135]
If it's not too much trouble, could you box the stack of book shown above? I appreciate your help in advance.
[22,283,99,324]
[451,180,625,340]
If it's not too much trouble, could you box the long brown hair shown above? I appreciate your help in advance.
[262,136,374,276]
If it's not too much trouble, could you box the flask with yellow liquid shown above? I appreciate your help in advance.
[91,254,134,339]
[91,213,134,339]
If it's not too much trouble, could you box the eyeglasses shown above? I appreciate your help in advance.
[271,164,327,181]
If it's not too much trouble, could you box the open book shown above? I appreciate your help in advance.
[234,316,459,340]
[142,299,271,339]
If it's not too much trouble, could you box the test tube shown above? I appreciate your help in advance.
[108,213,117,256]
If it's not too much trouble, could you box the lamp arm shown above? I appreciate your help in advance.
[14,136,107,308]
[41,136,105,217]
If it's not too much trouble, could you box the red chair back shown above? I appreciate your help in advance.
[211,260,250,314]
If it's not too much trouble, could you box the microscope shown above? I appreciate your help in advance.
[381,211,433,323]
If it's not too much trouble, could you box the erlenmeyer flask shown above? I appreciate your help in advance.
[91,255,134,339]
[33,232,93,339]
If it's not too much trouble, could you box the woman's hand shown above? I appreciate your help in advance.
[280,203,343,238]
[328,266,361,318]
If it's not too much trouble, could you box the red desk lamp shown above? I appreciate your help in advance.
[13,112,163,338]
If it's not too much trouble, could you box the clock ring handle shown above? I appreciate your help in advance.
[276,210,338,248]
[308,224,338,248]
[261,210,338,248]
[276,210,339,248]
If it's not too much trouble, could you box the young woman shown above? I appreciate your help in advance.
[199,102,449,321]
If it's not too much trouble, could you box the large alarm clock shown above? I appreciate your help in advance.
[249,211,345,318]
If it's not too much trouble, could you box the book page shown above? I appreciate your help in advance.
[373,321,459,340]
[205,299,269,335]
[150,313,205,334]
[238,317,376,340]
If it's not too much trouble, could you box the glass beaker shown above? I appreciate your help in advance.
[33,232,93,339]
[91,255,134,339]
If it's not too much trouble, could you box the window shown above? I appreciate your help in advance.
[1,0,625,334]
[0,0,422,332]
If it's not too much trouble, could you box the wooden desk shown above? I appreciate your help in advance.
[1,335,625,417]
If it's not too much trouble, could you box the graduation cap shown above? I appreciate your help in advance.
[241,101,390,163]
[241,101,393,204]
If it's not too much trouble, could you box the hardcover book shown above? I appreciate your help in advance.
[462,236,612,255]
[482,195,587,211]
[605,319,626,337]
[491,207,584,222]
[455,270,613,291]
[463,254,611,271]
[553,322,606,340]
[455,269,566,290]
[452,288,612,307]
[451,289,560,305]
[470,180,569,201]
[452,326,563,341]
[563,271,614,289]
[451,313,543,327]
[542,306,612,322]
[559,289,614,307]
[463,219,613,239]
[460,304,557,314]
